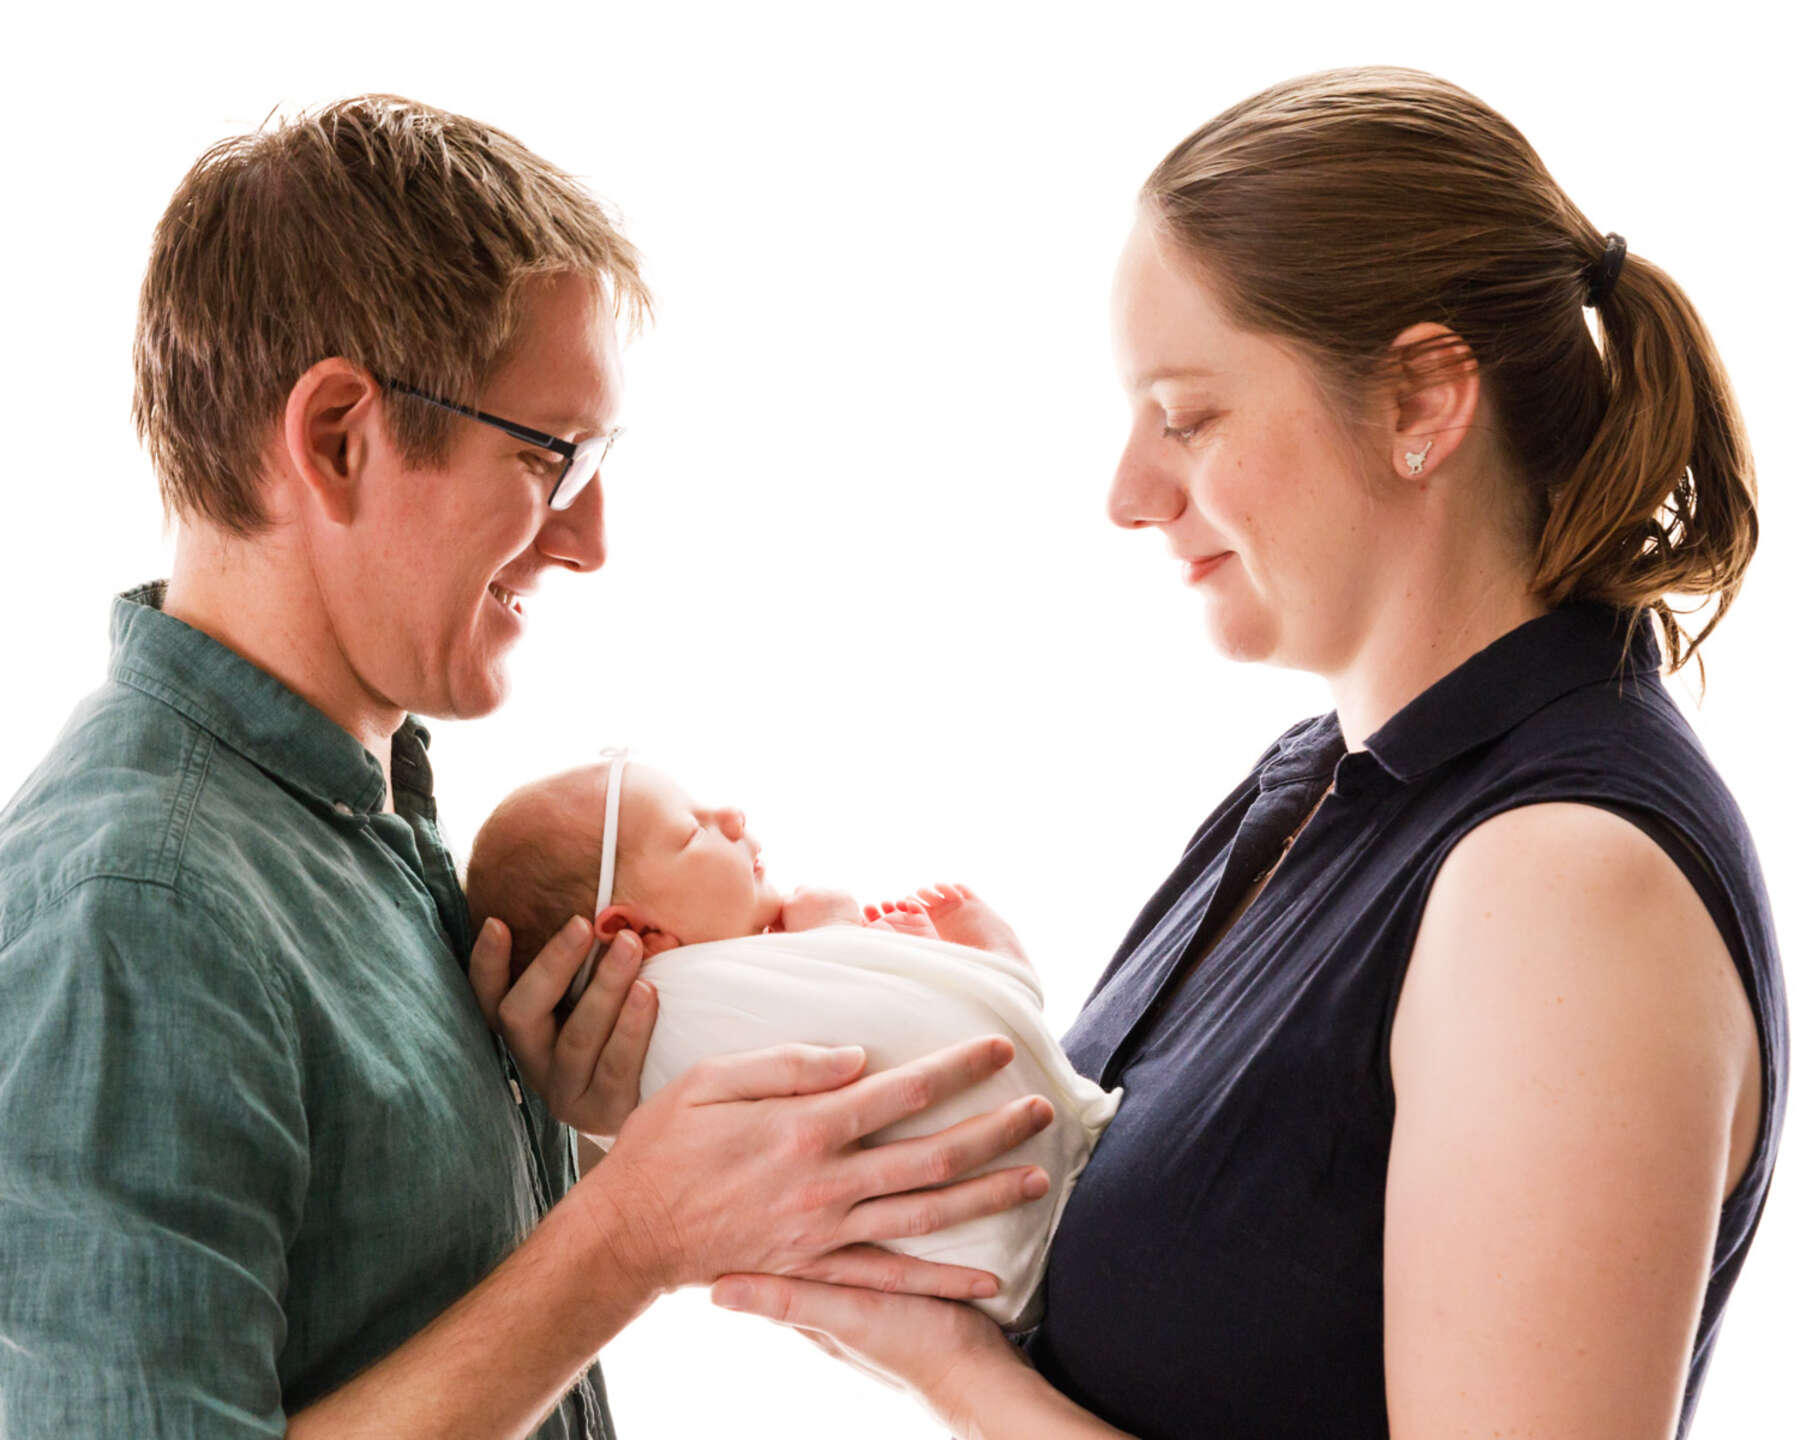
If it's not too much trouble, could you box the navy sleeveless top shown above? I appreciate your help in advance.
[1024,600,1788,1439]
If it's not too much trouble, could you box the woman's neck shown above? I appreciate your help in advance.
[1327,550,1550,754]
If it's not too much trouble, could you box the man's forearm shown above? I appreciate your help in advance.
[288,1176,656,1440]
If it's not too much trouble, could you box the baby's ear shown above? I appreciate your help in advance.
[596,903,674,946]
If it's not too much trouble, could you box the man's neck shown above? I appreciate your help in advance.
[163,522,402,812]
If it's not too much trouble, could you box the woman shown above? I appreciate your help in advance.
[706,66,1788,1438]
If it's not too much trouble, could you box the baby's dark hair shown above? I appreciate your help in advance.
[464,766,635,968]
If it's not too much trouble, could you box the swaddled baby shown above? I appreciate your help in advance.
[463,753,1120,1330]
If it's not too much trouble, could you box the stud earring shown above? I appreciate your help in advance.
[1404,439,1433,476]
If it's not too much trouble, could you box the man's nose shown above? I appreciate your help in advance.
[535,477,607,573]
[1106,436,1186,531]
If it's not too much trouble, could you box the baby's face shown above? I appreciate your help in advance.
[613,764,786,945]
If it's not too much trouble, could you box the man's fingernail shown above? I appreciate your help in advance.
[1024,1168,1050,1199]
[563,914,591,940]
[479,917,501,944]
[829,1045,865,1073]
[627,981,651,1010]
[713,1281,751,1310]
[973,1276,999,1298]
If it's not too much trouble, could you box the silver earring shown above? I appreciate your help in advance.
[1404,439,1433,476]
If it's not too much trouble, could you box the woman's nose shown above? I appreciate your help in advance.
[1107,436,1186,531]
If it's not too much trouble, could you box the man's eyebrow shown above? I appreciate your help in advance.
[530,413,609,440]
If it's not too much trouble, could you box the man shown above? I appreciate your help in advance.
[0,95,1050,1438]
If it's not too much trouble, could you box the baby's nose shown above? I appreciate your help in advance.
[718,808,747,841]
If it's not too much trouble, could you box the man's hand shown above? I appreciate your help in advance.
[589,1035,1055,1298]
[774,886,865,932]
[468,915,658,1139]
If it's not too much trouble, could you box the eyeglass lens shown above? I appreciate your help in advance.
[548,432,617,512]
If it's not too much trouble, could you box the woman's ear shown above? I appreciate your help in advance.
[1384,322,1480,482]
[277,358,381,526]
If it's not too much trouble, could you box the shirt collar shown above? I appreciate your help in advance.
[1363,599,1662,783]
[108,580,431,814]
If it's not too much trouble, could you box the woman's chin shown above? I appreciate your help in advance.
[1199,595,1283,667]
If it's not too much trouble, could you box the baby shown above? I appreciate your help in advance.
[463,752,1119,1331]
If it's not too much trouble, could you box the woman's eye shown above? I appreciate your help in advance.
[1162,417,1209,443]
[520,451,558,477]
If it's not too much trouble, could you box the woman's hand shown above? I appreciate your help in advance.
[709,1276,1027,1434]
[467,914,659,1139]
[587,1035,1054,1302]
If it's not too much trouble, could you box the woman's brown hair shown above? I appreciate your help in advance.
[1142,66,1756,689]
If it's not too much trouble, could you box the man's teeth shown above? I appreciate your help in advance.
[488,583,523,615]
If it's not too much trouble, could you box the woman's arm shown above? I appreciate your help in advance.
[1385,802,1759,1439]
[710,1277,1134,1439]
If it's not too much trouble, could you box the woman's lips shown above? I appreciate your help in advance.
[1184,552,1232,583]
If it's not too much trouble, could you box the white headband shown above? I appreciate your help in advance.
[565,745,628,1008]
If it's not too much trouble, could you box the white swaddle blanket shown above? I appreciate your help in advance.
[625,924,1121,1330]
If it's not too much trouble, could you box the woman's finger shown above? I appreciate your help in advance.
[549,930,644,1100]
[845,1091,1052,1202]
[785,1243,1001,1301]
[841,1161,1050,1247]
[467,917,513,1029]
[681,1042,870,1105]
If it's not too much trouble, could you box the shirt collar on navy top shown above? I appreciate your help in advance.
[108,580,432,815]
[1361,599,1661,785]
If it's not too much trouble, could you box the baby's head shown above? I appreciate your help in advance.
[466,760,784,976]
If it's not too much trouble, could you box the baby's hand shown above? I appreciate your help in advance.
[774,886,866,932]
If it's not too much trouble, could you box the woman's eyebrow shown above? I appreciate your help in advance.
[1135,365,1219,388]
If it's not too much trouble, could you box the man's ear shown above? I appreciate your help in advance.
[279,358,382,526]
[1384,322,1480,482]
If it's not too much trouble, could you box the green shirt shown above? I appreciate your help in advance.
[0,583,611,1438]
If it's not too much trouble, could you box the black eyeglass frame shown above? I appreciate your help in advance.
[380,376,621,512]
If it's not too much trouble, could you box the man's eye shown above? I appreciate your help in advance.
[521,451,559,477]
[1162,417,1209,443]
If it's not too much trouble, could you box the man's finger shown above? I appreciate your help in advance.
[681,1043,869,1105]
[467,917,513,1029]
[846,1093,1052,1203]
[820,1035,1016,1145]
[551,929,643,1082]
[842,1161,1050,1247]
[496,914,597,1031]
[786,1243,1001,1301]
[586,980,658,1135]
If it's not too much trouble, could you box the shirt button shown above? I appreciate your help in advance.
[334,801,354,815]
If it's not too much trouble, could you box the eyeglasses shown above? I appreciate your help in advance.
[381,377,623,512]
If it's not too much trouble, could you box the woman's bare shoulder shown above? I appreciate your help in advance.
[1383,800,1757,1439]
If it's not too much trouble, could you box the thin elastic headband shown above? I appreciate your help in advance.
[565,745,629,1008]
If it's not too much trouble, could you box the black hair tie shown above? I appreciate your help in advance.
[1585,233,1628,308]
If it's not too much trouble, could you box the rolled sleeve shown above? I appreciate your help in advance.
[0,877,307,1437]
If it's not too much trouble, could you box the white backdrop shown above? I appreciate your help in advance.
[1,1,1792,1434]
